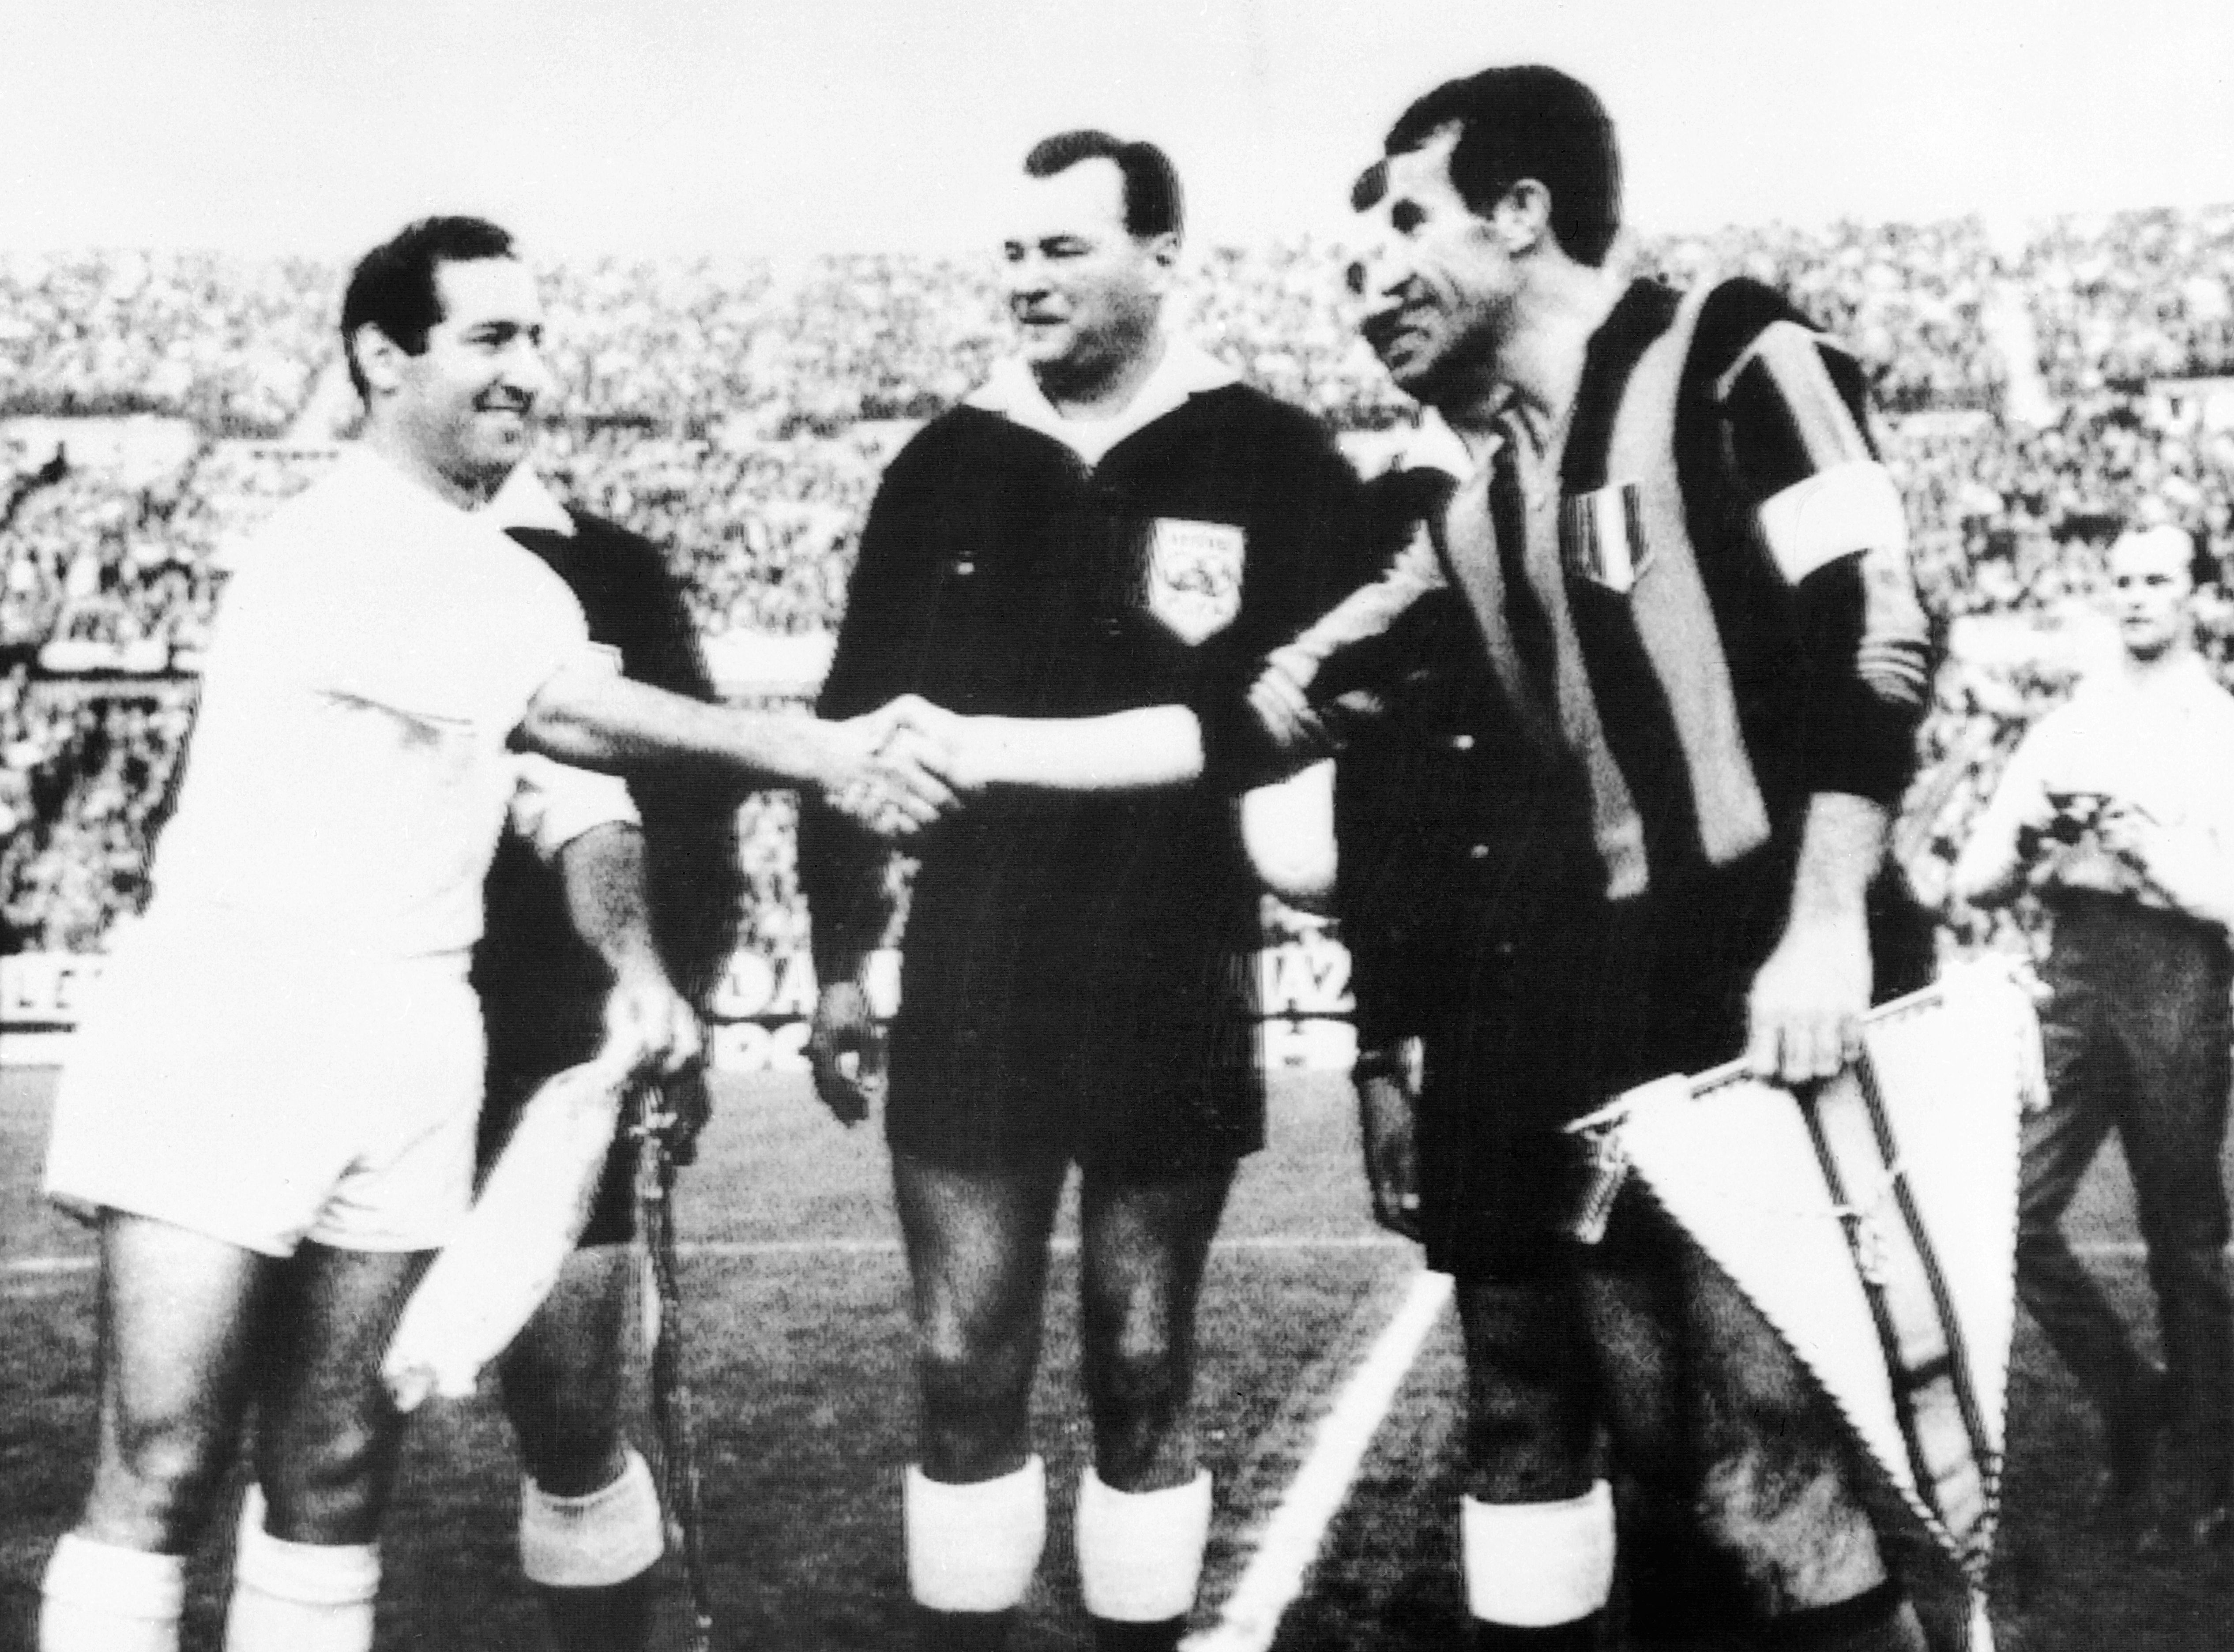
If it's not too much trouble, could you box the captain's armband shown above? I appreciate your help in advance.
[1755,459,1910,586]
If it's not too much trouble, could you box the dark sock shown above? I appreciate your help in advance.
[1471,1615,1603,1650]
[1618,1492,1750,1645]
[1756,1583,1929,1652]
[1091,1615,1188,1652]
[918,1607,1017,1651]
[533,1573,655,1652]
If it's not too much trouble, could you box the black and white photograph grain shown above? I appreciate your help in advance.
[3,2,2232,1648]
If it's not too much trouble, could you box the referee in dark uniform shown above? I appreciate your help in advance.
[799,132,1360,1652]
[475,467,745,1652]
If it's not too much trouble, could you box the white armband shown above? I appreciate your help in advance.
[1756,459,1909,586]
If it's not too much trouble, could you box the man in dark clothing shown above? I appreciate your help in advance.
[473,464,745,1652]
[798,131,1358,1652]
[1284,67,1938,1650]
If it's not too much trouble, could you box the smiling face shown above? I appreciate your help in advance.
[1347,126,1519,412]
[2108,525,2197,662]
[367,256,550,500]
[1000,158,1172,397]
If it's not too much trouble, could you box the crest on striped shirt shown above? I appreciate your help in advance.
[1561,483,1654,594]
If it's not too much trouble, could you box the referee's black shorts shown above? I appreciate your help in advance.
[883,945,1266,1180]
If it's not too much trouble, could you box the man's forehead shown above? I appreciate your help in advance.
[1371,127,1465,208]
[2111,526,2192,575]
[431,256,541,325]
[1004,158,1129,241]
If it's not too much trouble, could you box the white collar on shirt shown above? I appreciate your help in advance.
[480,466,575,537]
[2080,649,2227,717]
[305,448,561,575]
[963,336,1239,467]
[325,445,481,541]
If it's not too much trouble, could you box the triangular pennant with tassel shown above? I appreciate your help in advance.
[1576,964,2035,1645]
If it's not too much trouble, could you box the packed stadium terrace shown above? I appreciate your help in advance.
[3,204,2232,956]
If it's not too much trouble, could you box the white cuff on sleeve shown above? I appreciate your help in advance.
[509,752,640,863]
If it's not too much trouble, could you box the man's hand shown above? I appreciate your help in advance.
[602,963,702,1078]
[1356,1048,1422,1241]
[1745,907,1871,1085]
[807,979,885,1126]
[643,1067,715,1166]
[1249,646,1330,762]
[820,696,966,839]
[2094,800,2234,925]
[1749,793,1888,1085]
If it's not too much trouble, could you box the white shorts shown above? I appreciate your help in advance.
[44,925,484,1256]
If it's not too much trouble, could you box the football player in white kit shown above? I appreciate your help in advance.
[37,215,951,1652]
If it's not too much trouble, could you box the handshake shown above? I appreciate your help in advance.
[817,695,983,839]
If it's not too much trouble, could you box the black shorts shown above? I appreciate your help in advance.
[1411,864,1931,1282]
[478,1002,639,1247]
[883,1007,1265,1179]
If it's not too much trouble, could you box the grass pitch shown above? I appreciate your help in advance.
[3,1065,2228,1649]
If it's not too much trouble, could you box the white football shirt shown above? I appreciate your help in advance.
[143,447,632,960]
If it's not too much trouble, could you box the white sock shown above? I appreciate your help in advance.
[904,1457,1046,1613]
[1460,1481,1616,1628]
[520,1447,666,1588]
[1075,1466,1212,1624]
[224,1487,379,1652]
[39,1533,184,1652]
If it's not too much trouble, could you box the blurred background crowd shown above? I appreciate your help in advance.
[4,203,2232,962]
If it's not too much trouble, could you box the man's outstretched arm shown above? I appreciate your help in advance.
[518,665,957,834]
[894,704,1208,794]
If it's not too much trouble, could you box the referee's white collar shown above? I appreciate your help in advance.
[480,467,575,537]
[965,336,1238,465]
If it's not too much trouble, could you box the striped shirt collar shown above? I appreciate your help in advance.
[965,337,1239,466]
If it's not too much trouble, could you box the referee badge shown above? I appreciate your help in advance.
[1561,483,1653,594]
[1145,518,1245,645]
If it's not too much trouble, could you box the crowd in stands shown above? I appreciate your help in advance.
[2,436,331,670]
[543,422,904,638]
[2026,205,2234,395]
[0,671,193,954]
[4,206,2233,960]
[0,252,335,436]
[1653,216,2008,413]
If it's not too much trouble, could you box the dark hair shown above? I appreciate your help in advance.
[2109,522,2217,590]
[2190,532,2222,591]
[1383,65,1621,266]
[340,216,518,399]
[2182,527,2220,590]
[1023,130,1184,240]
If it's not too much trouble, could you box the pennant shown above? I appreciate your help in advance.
[1575,965,2034,1625]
